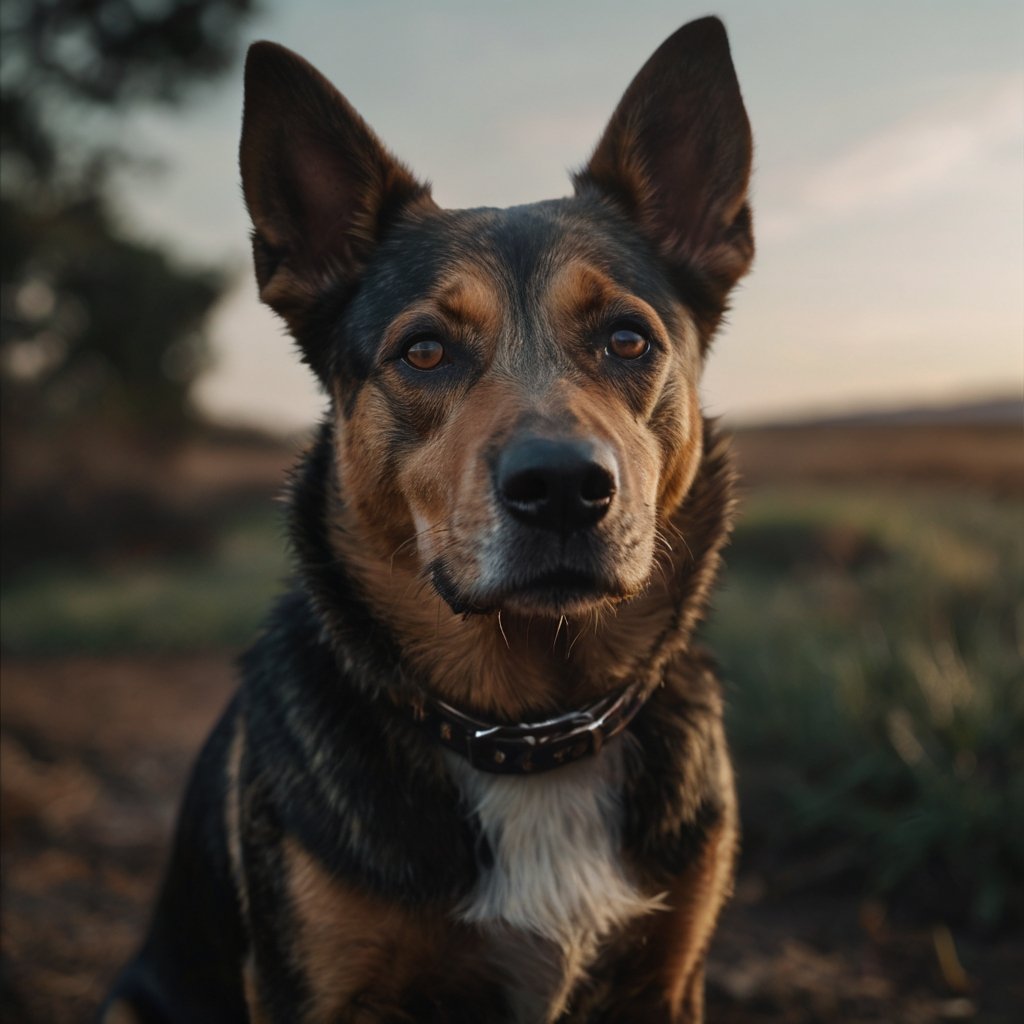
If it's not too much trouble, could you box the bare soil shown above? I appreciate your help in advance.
[3,655,1019,1023]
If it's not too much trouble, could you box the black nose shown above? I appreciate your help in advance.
[496,437,618,534]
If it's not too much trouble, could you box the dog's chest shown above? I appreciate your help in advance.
[446,747,660,1022]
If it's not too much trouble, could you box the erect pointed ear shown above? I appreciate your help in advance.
[574,17,753,302]
[240,42,437,343]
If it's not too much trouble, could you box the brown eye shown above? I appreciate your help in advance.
[607,328,649,360]
[403,338,445,370]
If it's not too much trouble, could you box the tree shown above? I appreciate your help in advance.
[0,0,256,429]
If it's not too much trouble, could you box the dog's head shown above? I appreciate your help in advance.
[241,18,752,625]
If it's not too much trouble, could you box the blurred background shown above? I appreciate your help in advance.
[1,1,1021,1021]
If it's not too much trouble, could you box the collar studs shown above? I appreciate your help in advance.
[405,679,653,775]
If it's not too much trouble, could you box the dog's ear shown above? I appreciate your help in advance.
[240,42,437,343]
[574,17,753,300]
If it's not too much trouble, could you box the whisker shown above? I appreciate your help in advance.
[677,532,694,564]
[658,515,692,563]
[652,556,670,589]
[661,516,685,539]
[552,614,567,649]
[653,528,677,574]
[567,619,588,657]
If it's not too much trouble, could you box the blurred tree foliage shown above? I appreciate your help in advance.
[0,0,255,429]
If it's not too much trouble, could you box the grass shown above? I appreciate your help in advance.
[1,504,290,654]
[3,481,1021,927]
[709,486,1024,929]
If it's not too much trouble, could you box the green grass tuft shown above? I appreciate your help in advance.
[709,486,1024,928]
[1,506,290,654]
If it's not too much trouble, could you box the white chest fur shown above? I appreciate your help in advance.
[446,745,664,1021]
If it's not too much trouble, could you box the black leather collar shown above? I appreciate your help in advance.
[407,680,651,775]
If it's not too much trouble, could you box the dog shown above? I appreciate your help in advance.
[102,15,753,1023]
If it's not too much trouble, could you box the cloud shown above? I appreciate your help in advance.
[762,75,1024,241]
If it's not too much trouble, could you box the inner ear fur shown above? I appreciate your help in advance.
[240,41,437,342]
[574,17,754,305]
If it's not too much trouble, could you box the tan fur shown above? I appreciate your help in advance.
[657,781,738,1015]
[546,260,620,312]
[379,269,503,358]
[286,834,413,1019]
[282,837,493,1021]
[541,264,706,517]
[243,955,271,1024]
[224,716,248,921]
[100,1000,144,1024]
[434,270,505,336]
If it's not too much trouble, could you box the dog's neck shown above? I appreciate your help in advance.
[290,418,735,722]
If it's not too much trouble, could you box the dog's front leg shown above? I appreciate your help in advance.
[242,811,500,1023]
[238,804,312,1022]
[646,810,736,1022]
[576,806,737,1024]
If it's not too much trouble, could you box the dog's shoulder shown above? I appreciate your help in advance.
[237,587,480,904]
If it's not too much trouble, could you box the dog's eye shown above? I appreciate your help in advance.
[403,338,445,370]
[606,328,650,360]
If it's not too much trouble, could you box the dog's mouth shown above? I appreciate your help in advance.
[430,561,628,617]
[505,567,620,615]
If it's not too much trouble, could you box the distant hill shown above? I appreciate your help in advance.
[747,394,1022,430]
[730,398,1022,495]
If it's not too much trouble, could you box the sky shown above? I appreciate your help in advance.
[114,0,1024,430]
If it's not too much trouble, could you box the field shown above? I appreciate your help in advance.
[2,420,1022,1022]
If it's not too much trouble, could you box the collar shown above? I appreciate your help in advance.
[406,680,652,775]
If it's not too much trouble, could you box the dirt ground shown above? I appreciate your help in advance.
[3,655,1020,1023]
